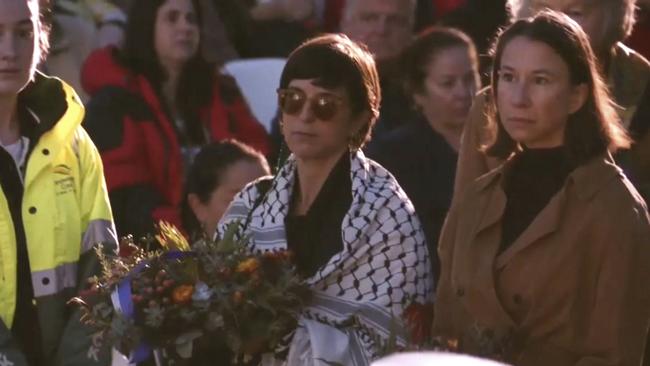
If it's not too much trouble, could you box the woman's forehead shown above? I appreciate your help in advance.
[288,79,347,96]
[500,36,570,75]
[0,0,38,26]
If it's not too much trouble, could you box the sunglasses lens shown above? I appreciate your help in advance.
[312,96,338,121]
[279,90,305,116]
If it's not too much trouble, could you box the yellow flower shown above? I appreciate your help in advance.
[236,258,260,274]
[155,221,190,251]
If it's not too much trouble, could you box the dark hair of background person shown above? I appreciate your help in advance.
[120,0,215,145]
[278,33,381,150]
[210,0,256,57]
[438,0,508,84]
[181,139,268,237]
[486,10,631,164]
[401,26,478,104]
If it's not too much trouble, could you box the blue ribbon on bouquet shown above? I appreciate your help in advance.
[110,251,196,362]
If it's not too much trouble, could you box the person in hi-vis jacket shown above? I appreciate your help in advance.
[0,0,117,364]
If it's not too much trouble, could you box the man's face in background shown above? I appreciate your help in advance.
[341,0,413,61]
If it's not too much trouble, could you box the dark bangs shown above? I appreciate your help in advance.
[279,44,367,116]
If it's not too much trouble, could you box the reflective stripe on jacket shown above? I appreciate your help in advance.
[0,73,117,365]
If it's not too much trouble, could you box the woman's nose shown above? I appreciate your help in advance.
[0,33,18,61]
[510,81,532,107]
[297,99,316,123]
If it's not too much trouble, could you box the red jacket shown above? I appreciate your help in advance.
[81,47,269,236]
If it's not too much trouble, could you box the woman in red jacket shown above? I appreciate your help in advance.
[81,0,270,238]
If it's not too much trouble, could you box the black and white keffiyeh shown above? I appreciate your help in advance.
[217,150,434,365]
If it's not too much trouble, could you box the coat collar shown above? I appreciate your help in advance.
[608,43,650,127]
[471,152,620,268]
[474,152,619,200]
[19,72,84,186]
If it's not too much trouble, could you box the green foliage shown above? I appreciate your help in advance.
[69,221,311,362]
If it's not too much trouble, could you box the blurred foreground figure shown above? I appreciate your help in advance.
[372,352,508,366]
[0,0,117,364]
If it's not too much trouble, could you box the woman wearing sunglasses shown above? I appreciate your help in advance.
[217,34,433,365]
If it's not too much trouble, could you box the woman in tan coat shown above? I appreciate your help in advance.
[453,0,650,204]
[434,11,650,366]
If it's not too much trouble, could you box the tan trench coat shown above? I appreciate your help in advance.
[434,154,650,366]
[453,43,650,203]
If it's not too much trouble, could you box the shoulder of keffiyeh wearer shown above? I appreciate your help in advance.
[303,150,433,359]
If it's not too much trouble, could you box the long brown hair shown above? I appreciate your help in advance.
[486,10,631,164]
[121,0,215,145]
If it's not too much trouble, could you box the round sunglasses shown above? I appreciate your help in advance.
[277,88,344,121]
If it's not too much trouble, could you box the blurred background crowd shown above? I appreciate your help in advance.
[48,0,648,266]
[13,0,650,364]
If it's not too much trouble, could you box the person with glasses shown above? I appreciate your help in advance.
[434,11,650,365]
[217,34,433,365]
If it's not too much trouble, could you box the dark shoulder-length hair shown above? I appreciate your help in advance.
[401,26,479,98]
[121,0,215,144]
[181,139,269,237]
[486,10,631,163]
[279,33,381,150]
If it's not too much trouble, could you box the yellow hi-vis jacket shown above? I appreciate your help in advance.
[0,73,117,365]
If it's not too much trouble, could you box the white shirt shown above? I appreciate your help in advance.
[0,136,30,183]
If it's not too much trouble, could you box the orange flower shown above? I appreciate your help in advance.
[172,285,194,304]
[232,290,244,305]
[236,258,260,274]
[446,338,459,350]
[263,250,294,262]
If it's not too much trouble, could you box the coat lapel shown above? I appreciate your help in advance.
[474,178,507,238]
[495,188,565,269]
[491,153,616,269]
[461,173,517,327]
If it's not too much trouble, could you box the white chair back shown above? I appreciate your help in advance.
[223,58,286,132]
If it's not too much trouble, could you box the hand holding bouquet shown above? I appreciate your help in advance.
[70,222,311,364]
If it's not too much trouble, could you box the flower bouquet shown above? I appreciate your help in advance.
[70,222,311,365]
